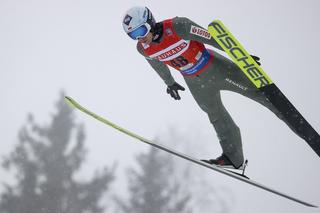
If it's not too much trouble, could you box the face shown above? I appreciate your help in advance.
[138,32,153,45]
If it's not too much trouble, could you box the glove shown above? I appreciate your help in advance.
[167,82,185,100]
[251,55,261,66]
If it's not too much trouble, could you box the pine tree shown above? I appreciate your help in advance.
[0,92,114,213]
[115,147,192,213]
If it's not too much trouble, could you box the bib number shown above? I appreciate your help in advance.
[170,56,189,68]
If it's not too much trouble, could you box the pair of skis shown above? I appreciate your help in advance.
[65,96,317,208]
[65,20,318,208]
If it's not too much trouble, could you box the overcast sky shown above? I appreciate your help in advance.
[1,0,319,212]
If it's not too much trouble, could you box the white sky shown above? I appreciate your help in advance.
[1,0,319,212]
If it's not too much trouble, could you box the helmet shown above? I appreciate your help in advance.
[122,6,156,40]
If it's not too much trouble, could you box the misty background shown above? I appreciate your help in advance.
[1,0,319,212]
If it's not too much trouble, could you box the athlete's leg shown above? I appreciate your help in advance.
[184,75,244,168]
[212,51,302,137]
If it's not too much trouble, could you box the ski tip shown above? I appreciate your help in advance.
[64,96,76,108]
[304,203,318,208]
[207,19,221,28]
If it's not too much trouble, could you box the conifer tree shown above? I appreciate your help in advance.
[116,147,192,213]
[0,93,114,213]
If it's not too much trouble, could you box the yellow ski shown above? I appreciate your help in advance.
[65,96,317,208]
[208,20,272,88]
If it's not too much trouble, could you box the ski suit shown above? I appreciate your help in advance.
[136,17,293,167]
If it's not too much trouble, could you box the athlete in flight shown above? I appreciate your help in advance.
[122,6,319,169]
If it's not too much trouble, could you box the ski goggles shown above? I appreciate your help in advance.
[127,23,151,40]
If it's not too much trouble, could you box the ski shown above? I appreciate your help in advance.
[208,20,320,157]
[65,96,317,208]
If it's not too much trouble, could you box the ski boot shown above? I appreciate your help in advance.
[201,154,249,178]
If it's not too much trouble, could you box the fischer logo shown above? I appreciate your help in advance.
[209,21,271,88]
[190,25,211,39]
[149,40,190,61]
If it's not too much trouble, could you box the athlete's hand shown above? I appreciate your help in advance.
[251,55,261,66]
[167,82,185,100]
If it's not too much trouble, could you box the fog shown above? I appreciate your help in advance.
[1,0,319,212]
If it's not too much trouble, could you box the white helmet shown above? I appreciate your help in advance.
[122,6,156,40]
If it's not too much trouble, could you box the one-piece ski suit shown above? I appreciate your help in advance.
[136,17,301,167]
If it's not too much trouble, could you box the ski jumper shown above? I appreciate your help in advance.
[136,17,307,167]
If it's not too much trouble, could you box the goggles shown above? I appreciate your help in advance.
[127,23,151,40]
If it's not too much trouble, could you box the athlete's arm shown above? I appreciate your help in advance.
[136,43,176,86]
[172,17,224,51]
